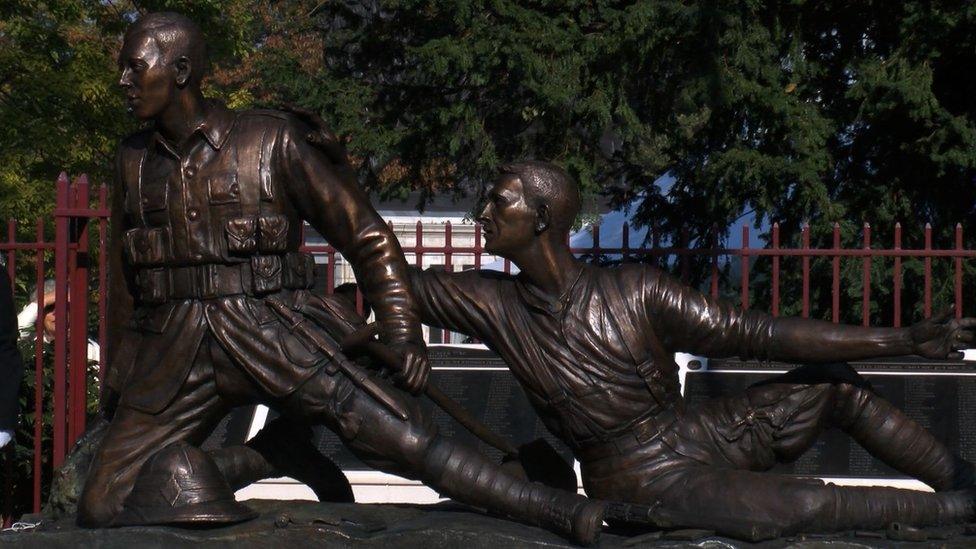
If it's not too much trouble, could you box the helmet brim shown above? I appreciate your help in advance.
[112,499,258,527]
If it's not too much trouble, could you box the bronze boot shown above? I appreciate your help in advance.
[811,484,976,533]
[421,435,604,545]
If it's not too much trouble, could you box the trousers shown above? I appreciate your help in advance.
[78,328,601,543]
[581,372,974,535]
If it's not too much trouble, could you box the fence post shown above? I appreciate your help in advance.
[474,224,482,269]
[893,223,902,327]
[592,223,601,259]
[621,222,630,264]
[740,225,749,310]
[680,227,690,283]
[861,222,871,327]
[443,222,453,342]
[710,225,719,299]
[415,221,424,268]
[5,221,13,281]
[924,223,932,318]
[33,218,45,513]
[98,185,108,381]
[2,221,13,529]
[955,224,964,318]
[801,223,810,318]
[831,223,841,324]
[52,173,70,468]
[771,223,780,317]
[68,175,91,446]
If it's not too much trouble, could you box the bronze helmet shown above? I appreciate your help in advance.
[112,443,257,526]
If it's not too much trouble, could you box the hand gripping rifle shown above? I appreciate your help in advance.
[340,322,519,457]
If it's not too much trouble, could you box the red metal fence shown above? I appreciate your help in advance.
[1,173,108,526]
[2,173,975,524]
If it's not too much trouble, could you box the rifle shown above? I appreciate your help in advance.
[265,299,410,421]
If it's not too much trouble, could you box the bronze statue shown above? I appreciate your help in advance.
[407,160,976,538]
[81,13,633,545]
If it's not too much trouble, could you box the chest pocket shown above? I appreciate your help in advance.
[208,173,240,205]
[140,177,168,213]
[138,177,169,228]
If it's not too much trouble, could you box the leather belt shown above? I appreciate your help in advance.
[167,263,250,299]
[575,405,681,463]
[135,252,315,302]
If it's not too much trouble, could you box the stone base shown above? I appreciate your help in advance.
[2,499,975,548]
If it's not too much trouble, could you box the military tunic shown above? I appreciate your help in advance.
[105,101,422,414]
[409,262,776,448]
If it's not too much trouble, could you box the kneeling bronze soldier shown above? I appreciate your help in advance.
[406,160,976,538]
[82,13,612,544]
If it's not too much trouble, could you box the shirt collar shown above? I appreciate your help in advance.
[149,100,236,157]
[516,263,587,315]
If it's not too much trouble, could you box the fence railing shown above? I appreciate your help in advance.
[1,173,974,524]
[1,173,108,526]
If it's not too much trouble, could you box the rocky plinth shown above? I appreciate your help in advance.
[2,499,975,548]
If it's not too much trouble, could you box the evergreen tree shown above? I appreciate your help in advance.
[2,1,975,322]
[259,0,976,323]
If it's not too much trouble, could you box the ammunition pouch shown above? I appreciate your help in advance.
[124,227,171,267]
[250,256,281,294]
[257,214,289,253]
[225,218,258,254]
[133,252,315,303]
[225,214,289,256]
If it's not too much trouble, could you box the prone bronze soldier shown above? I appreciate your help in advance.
[81,13,614,544]
[407,160,976,538]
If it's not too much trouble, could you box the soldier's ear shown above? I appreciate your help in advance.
[535,204,551,234]
[174,56,192,88]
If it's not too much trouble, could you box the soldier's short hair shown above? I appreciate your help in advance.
[126,12,209,85]
[498,160,581,234]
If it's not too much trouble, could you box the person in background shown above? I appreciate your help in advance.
[0,265,23,449]
[16,280,100,363]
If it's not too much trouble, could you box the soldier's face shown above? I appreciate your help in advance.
[118,32,176,121]
[477,174,538,257]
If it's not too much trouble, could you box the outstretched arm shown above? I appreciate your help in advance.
[768,309,976,362]
[646,267,975,362]
[407,267,504,343]
[279,119,429,393]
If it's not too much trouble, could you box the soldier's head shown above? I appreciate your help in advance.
[118,12,208,120]
[477,160,581,257]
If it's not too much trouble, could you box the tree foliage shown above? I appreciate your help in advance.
[2,1,975,322]
[241,0,976,323]
[0,0,255,225]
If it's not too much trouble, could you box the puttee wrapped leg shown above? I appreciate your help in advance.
[810,484,975,532]
[834,382,975,491]
[419,434,606,545]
